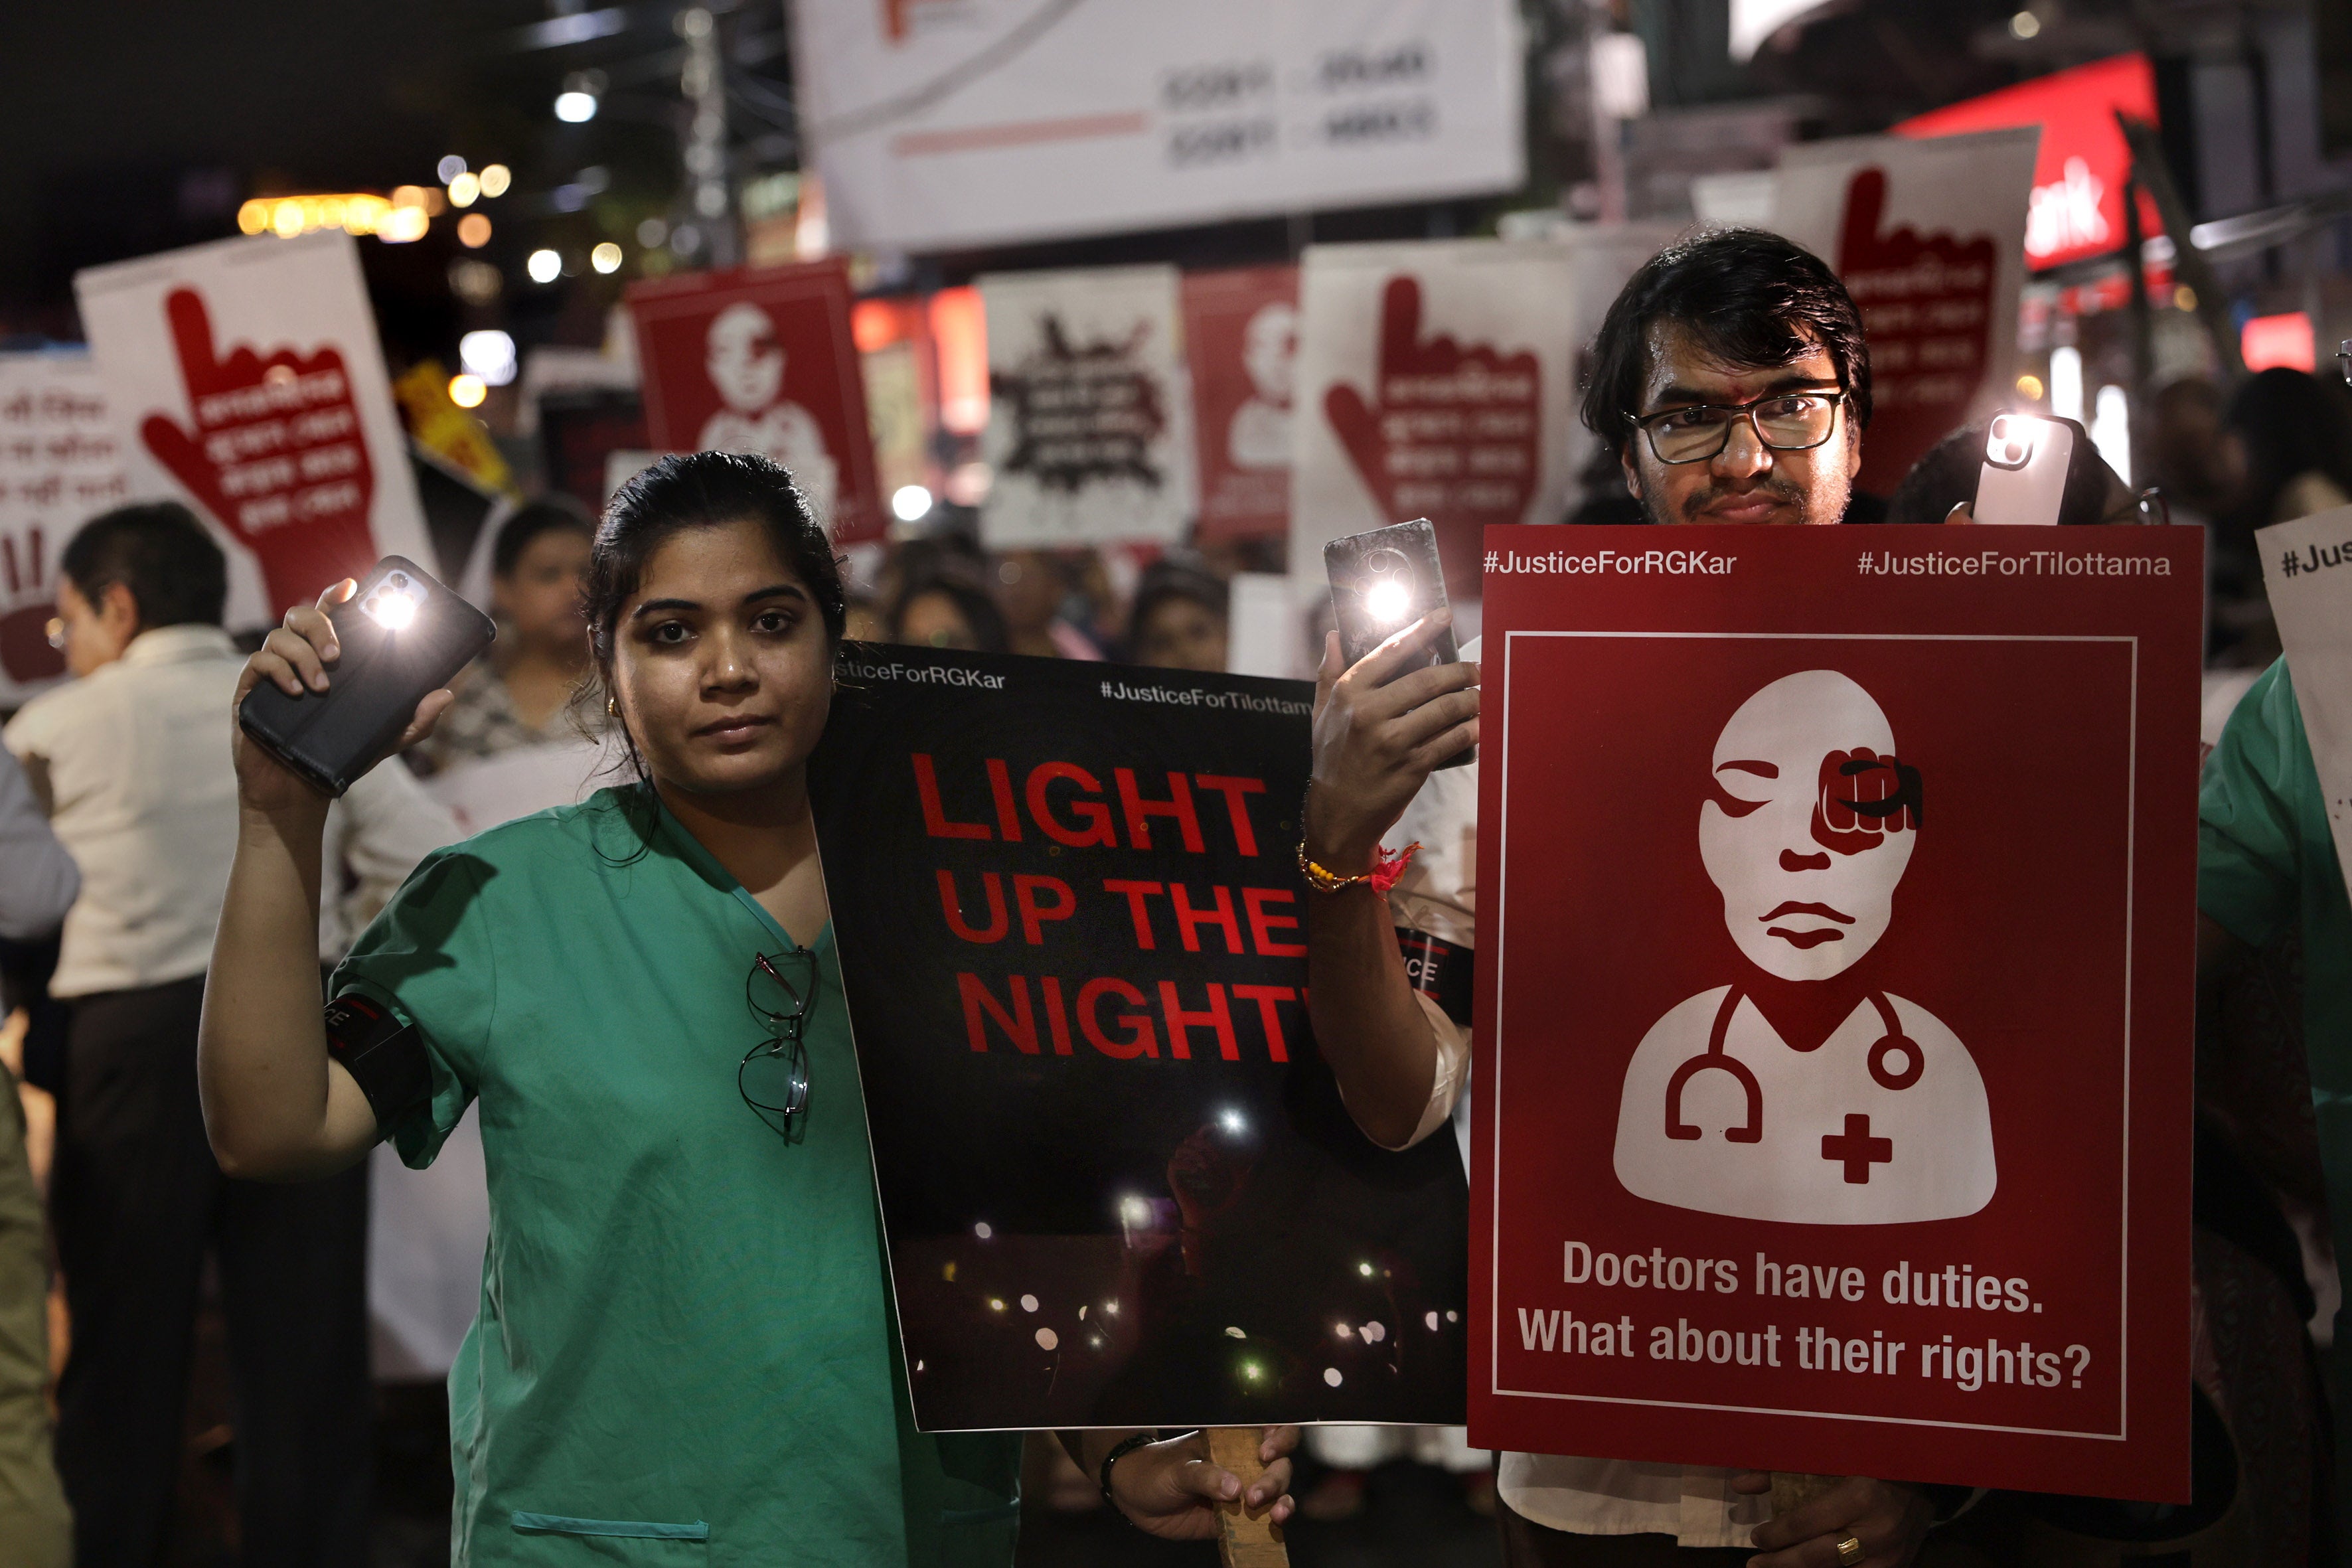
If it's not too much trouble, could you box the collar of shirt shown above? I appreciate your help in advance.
[116,623,240,670]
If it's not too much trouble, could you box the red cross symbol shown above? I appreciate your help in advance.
[1821,1113,1893,1184]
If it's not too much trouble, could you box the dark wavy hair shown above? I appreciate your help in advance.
[2223,368,2352,541]
[586,451,846,668]
[1581,228,1873,464]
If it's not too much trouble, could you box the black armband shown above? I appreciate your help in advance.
[323,993,431,1133]
[1395,927,1474,1026]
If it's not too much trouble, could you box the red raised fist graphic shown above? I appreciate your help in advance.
[0,525,64,686]
[139,288,378,617]
[1835,168,1999,497]
[1811,747,1921,854]
[1324,276,1541,597]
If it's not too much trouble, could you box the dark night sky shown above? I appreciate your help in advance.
[0,1,535,335]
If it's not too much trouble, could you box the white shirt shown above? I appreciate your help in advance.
[5,625,245,997]
[1383,637,1768,1548]
[2,623,462,993]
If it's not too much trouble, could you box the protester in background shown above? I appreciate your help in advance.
[1883,418,2142,528]
[411,498,598,776]
[2148,377,2236,528]
[1127,558,1231,672]
[888,558,1010,653]
[1,503,374,1568]
[995,550,1104,661]
[0,745,74,1568]
[198,452,1294,1565]
[1304,232,1961,1568]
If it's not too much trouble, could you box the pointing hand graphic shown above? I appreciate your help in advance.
[139,288,378,617]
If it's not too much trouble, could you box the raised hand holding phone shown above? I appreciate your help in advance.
[236,559,488,801]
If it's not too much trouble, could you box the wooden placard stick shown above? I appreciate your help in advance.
[1206,1427,1288,1567]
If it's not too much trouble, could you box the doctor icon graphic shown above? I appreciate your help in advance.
[1612,669,1997,1224]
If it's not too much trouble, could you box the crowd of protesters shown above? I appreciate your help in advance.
[0,223,2345,1568]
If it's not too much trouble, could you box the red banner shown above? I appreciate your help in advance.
[627,259,884,542]
[1470,524,2200,1500]
[1182,267,1297,543]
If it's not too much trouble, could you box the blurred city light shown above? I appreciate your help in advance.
[448,259,501,305]
[459,330,518,386]
[236,194,429,244]
[2015,373,2044,400]
[479,164,512,198]
[456,214,492,248]
[590,242,623,274]
[447,171,481,207]
[2049,345,2084,420]
[526,249,562,284]
[637,217,670,248]
[555,90,598,123]
[447,373,487,409]
[436,155,467,183]
[2008,10,2041,38]
[891,485,933,522]
[2090,384,2132,483]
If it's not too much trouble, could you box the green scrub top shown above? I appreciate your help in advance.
[333,785,1020,1568]
[2198,658,2352,1273]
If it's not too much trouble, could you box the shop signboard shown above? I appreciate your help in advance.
[1470,524,2200,1498]
[810,645,1470,1429]
[75,232,434,630]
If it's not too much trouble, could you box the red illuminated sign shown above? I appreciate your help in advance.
[1895,54,2161,272]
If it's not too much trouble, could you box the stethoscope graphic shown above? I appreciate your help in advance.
[1664,988,1924,1142]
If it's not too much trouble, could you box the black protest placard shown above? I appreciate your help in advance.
[810,645,1468,1431]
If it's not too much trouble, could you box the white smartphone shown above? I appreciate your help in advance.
[1973,413,2074,526]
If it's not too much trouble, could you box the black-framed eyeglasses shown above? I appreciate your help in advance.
[741,949,815,1142]
[2100,485,2170,526]
[1626,389,1847,465]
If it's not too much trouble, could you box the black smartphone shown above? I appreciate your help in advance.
[1323,518,1473,769]
[238,556,495,797]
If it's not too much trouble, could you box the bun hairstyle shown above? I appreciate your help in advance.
[586,451,847,670]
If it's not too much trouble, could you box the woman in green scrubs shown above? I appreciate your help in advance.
[198,453,1295,1566]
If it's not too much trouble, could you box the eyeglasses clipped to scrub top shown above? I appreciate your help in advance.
[743,949,815,1143]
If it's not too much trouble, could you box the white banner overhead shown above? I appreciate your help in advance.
[977,265,1196,550]
[791,0,1526,252]
[0,354,131,708]
[74,231,433,631]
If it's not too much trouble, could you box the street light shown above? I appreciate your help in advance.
[555,90,598,123]
[590,242,623,274]
[526,249,562,284]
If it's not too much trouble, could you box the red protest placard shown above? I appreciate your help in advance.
[1182,266,1296,544]
[627,259,883,542]
[1470,524,2201,1501]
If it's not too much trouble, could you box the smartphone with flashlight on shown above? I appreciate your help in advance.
[238,556,495,797]
[1324,518,1473,769]
[1973,412,2076,526]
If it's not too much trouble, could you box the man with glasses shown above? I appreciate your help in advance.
[1303,231,1962,1567]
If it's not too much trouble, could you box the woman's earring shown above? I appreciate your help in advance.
[606,694,617,718]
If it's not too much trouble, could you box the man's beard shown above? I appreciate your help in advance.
[1637,475,1808,527]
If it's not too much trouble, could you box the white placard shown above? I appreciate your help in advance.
[2258,506,2352,896]
[74,231,432,631]
[977,266,1196,549]
[1770,128,2040,498]
[791,0,1525,252]
[1289,238,1583,599]
[0,354,129,708]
